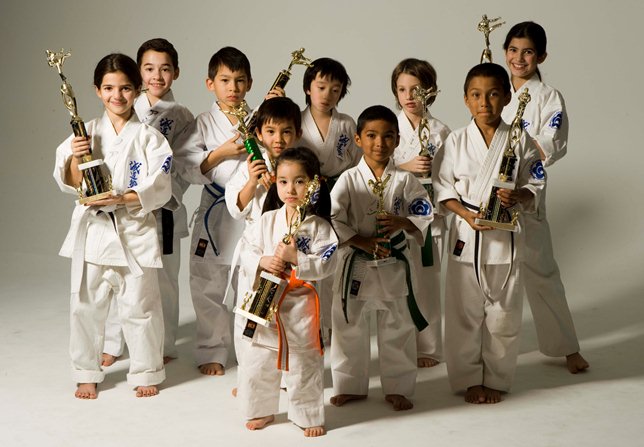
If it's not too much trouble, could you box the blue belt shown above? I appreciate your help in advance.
[203,182,226,256]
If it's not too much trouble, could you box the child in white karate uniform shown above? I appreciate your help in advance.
[53,53,172,399]
[391,58,451,367]
[102,38,194,365]
[330,105,433,412]
[502,21,589,374]
[236,147,338,437]
[433,63,544,404]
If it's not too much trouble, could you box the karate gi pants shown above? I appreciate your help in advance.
[70,262,165,386]
[444,259,522,392]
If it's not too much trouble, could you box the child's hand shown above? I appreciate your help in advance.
[71,136,91,160]
[246,154,268,184]
[351,235,390,259]
[218,132,246,159]
[376,213,414,236]
[264,86,285,100]
[258,172,275,191]
[496,188,519,208]
[85,191,139,207]
[463,209,493,231]
[274,240,298,265]
[260,255,286,276]
[403,155,432,175]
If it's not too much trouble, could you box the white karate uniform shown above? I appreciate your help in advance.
[104,91,193,359]
[393,110,451,361]
[433,119,544,392]
[173,101,249,366]
[330,158,433,398]
[236,207,338,428]
[53,112,172,386]
[502,75,579,357]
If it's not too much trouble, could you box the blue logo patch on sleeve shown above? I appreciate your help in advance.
[408,198,432,216]
[161,155,172,174]
[549,112,562,129]
[321,243,337,262]
[296,235,311,254]
[530,160,546,181]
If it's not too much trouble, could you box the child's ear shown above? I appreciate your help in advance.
[255,127,263,142]
[354,133,361,147]
[173,67,180,81]
[247,77,253,91]
[95,85,101,98]
[205,77,215,92]
[504,91,512,106]
[538,52,548,64]
[296,128,303,139]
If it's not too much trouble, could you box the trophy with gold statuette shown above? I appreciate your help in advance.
[246,48,313,134]
[412,85,440,200]
[235,175,321,339]
[475,88,531,231]
[366,174,397,267]
[477,14,505,63]
[46,49,113,204]
[222,100,265,164]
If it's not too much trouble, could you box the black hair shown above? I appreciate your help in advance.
[208,46,252,80]
[302,57,351,106]
[261,147,332,226]
[356,105,399,135]
[136,38,179,69]
[93,53,142,90]
[255,97,302,133]
[503,21,548,80]
[390,58,438,108]
[463,63,511,95]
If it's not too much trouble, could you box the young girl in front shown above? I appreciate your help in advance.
[235,147,338,437]
[53,53,172,399]
[502,21,589,374]
[391,58,451,367]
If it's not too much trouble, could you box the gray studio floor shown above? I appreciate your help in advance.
[1,252,642,447]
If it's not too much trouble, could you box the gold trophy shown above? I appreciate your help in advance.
[366,174,397,267]
[412,85,440,196]
[246,48,313,134]
[235,175,321,338]
[477,14,505,63]
[46,49,113,204]
[475,89,531,231]
[222,100,265,164]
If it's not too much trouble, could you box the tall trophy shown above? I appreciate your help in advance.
[412,85,440,198]
[475,89,531,231]
[366,174,397,267]
[235,175,321,339]
[477,14,505,63]
[246,48,313,134]
[46,49,113,204]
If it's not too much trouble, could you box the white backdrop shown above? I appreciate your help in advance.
[1,0,642,300]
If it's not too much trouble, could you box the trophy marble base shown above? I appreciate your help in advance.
[366,257,397,267]
[418,176,432,185]
[234,306,276,329]
[474,218,518,232]
[78,190,114,205]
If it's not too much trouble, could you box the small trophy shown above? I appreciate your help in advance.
[477,14,505,63]
[366,174,397,267]
[412,85,440,197]
[246,48,313,134]
[46,49,113,204]
[235,176,321,338]
[222,100,264,163]
[475,89,531,231]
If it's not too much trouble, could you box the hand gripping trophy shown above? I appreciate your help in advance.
[234,176,321,339]
[477,14,505,63]
[46,49,113,203]
[475,88,531,231]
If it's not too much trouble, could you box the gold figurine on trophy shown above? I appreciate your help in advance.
[366,174,397,267]
[477,14,505,63]
[46,49,113,204]
[235,175,321,338]
[411,85,440,201]
[475,88,531,231]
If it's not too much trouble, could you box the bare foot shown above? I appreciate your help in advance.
[101,353,117,367]
[483,386,502,404]
[198,362,225,376]
[304,425,326,437]
[330,394,367,407]
[246,415,274,431]
[75,383,97,399]
[136,385,159,398]
[163,356,176,364]
[464,385,486,404]
[231,387,237,397]
[385,394,413,411]
[566,352,589,374]
[417,357,440,368]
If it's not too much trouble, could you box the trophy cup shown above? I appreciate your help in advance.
[235,175,321,339]
[46,49,113,204]
[477,14,505,63]
[246,48,313,134]
[475,89,531,231]
[366,174,397,267]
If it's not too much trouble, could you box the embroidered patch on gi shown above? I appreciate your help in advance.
[530,160,546,181]
[195,238,208,257]
[128,160,142,187]
[161,155,172,174]
[296,235,311,254]
[336,134,350,158]
[426,142,437,157]
[549,111,562,129]
[393,196,402,215]
[242,320,257,338]
[453,239,465,256]
[521,119,530,130]
[350,279,361,296]
[310,185,320,205]
[159,117,174,137]
[408,198,432,216]
[321,243,337,262]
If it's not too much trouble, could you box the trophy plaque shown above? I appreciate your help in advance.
[366,174,397,267]
[477,14,505,63]
[475,88,531,231]
[235,176,321,337]
[46,49,113,204]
